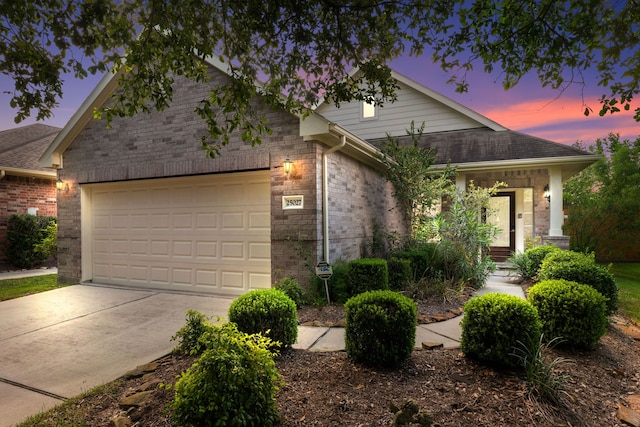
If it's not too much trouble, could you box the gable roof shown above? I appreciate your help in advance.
[0,124,59,178]
[377,128,600,180]
[314,67,507,135]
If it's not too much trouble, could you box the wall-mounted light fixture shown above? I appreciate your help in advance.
[282,156,293,175]
[543,184,551,203]
[56,177,69,193]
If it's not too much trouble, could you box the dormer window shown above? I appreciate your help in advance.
[361,100,377,120]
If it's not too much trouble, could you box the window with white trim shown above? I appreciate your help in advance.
[361,100,377,120]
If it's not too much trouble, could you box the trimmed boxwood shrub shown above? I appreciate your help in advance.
[387,257,412,291]
[538,250,618,314]
[228,289,297,347]
[460,293,541,369]
[347,258,389,296]
[172,322,281,427]
[6,214,56,269]
[345,290,417,369]
[275,277,304,307]
[528,279,608,350]
[525,245,562,276]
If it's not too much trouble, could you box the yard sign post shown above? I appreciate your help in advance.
[315,261,333,304]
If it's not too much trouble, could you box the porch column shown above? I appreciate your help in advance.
[548,167,563,236]
[455,173,466,192]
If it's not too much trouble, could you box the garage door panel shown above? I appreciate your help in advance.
[87,171,271,295]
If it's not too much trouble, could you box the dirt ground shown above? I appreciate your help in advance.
[33,293,640,427]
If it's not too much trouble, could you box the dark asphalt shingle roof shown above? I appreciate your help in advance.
[371,128,593,165]
[0,124,61,172]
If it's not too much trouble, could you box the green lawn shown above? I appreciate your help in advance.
[0,274,68,301]
[610,263,640,323]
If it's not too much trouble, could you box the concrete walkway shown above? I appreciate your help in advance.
[0,267,57,280]
[294,269,526,352]
[0,269,523,426]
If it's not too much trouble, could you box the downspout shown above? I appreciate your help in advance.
[0,170,5,180]
[322,131,347,263]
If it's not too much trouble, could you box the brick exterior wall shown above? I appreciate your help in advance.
[325,150,405,263]
[56,66,406,289]
[0,175,57,269]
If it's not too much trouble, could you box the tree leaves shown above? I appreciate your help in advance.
[2,0,639,155]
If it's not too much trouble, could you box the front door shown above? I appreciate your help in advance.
[487,192,516,262]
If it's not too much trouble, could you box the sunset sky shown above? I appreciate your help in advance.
[1,53,638,146]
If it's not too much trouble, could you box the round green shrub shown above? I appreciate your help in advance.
[275,277,304,307]
[172,322,281,427]
[528,279,608,350]
[228,289,297,347]
[344,290,417,369]
[524,245,562,276]
[538,251,618,314]
[347,258,389,296]
[460,293,541,369]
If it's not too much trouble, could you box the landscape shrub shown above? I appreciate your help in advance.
[460,293,541,369]
[391,243,441,281]
[347,258,389,296]
[528,279,608,350]
[344,290,417,369]
[525,245,562,277]
[507,251,536,281]
[6,214,56,269]
[171,322,281,427]
[171,310,213,355]
[538,250,618,314]
[387,257,412,291]
[274,277,304,307]
[228,289,297,348]
[33,220,57,260]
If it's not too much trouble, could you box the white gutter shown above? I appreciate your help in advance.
[322,129,347,263]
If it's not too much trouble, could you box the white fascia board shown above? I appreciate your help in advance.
[39,69,122,169]
[431,154,601,181]
[1,167,56,179]
[300,113,385,169]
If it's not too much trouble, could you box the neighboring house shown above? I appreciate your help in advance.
[0,124,59,269]
[39,60,598,294]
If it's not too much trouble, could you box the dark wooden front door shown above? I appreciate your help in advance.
[487,192,516,262]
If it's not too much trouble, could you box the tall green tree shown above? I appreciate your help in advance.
[378,122,456,241]
[2,1,639,155]
[563,134,640,260]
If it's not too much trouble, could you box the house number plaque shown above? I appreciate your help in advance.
[282,195,304,210]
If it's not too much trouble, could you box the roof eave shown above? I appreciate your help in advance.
[1,167,56,179]
[300,114,385,169]
[433,154,602,181]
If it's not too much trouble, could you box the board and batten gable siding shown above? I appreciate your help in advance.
[315,80,485,140]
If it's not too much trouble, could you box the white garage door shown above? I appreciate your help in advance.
[83,171,271,296]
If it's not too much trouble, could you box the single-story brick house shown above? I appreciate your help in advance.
[0,124,59,269]
[40,59,599,294]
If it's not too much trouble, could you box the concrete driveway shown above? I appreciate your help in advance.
[0,284,232,427]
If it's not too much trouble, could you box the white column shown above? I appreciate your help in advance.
[455,173,466,192]
[548,167,563,236]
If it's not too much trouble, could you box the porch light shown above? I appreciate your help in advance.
[56,177,69,193]
[282,156,293,175]
[543,185,550,203]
